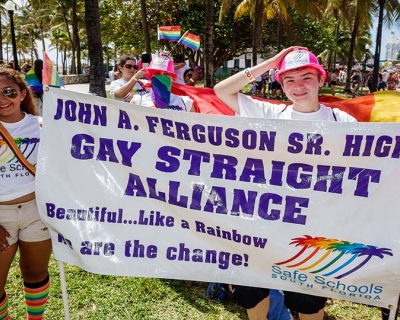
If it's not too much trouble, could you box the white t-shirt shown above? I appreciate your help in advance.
[269,69,276,82]
[0,113,41,201]
[131,92,193,112]
[174,65,190,85]
[238,93,357,122]
[382,71,389,82]
[109,78,149,102]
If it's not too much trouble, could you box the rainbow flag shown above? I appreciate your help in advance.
[43,52,64,87]
[25,69,43,95]
[170,83,400,123]
[178,31,200,51]
[158,26,181,42]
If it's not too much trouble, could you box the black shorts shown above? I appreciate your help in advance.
[229,284,270,309]
[230,285,326,314]
[329,81,337,86]
[283,291,327,314]
[269,81,278,90]
[256,81,263,90]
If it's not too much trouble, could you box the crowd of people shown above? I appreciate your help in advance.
[0,48,398,320]
[246,63,399,100]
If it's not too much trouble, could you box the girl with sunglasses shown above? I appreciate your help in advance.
[109,55,150,103]
[0,69,52,319]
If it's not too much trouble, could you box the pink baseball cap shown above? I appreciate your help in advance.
[145,56,177,80]
[275,49,326,82]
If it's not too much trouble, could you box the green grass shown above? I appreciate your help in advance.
[6,254,389,319]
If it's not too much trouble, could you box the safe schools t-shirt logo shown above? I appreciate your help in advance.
[0,137,39,163]
[275,235,393,279]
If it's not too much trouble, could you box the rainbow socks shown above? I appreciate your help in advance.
[23,275,50,320]
[0,291,9,320]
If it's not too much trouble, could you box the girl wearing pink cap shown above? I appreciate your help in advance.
[214,47,356,320]
[130,55,195,112]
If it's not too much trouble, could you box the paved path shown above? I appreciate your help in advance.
[64,82,110,94]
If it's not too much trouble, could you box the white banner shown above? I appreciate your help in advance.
[36,88,400,308]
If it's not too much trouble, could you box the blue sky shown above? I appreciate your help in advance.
[370,16,400,57]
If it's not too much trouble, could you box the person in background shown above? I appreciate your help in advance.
[350,70,361,97]
[109,55,149,103]
[329,68,339,96]
[215,47,356,320]
[108,64,118,81]
[261,71,268,97]
[21,59,32,74]
[183,68,201,86]
[268,68,277,98]
[231,66,240,75]
[387,72,396,90]
[0,68,52,320]
[366,71,374,93]
[173,54,190,85]
[131,55,195,112]
[30,59,44,115]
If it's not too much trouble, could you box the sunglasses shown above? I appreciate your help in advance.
[124,64,138,70]
[1,87,20,99]
[186,73,194,77]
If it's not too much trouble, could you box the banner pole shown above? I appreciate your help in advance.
[389,308,396,320]
[58,261,71,320]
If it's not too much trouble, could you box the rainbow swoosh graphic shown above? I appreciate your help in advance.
[275,235,393,279]
[0,137,40,163]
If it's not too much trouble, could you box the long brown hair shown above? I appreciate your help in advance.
[0,68,37,116]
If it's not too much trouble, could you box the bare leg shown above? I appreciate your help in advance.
[19,239,52,282]
[299,308,324,320]
[247,296,270,320]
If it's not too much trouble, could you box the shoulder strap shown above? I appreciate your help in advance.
[331,108,338,121]
[0,122,36,176]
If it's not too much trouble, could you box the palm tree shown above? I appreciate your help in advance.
[324,0,400,92]
[204,0,214,87]
[139,0,151,54]
[0,0,8,61]
[48,28,69,72]
[84,0,106,97]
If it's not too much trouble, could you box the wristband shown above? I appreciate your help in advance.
[189,78,195,83]
[133,76,139,81]
[244,68,256,82]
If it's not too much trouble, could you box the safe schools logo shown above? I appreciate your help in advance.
[275,235,393,279]
[0,137,39,163]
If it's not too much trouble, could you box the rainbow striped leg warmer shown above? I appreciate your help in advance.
[23,275,50,320]
[0,291,9,320]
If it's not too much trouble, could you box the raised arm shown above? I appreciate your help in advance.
[113,69,145,99]
[214,47,304,114]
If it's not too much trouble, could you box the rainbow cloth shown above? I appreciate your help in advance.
[43,52,64,87]
[171,83,400,123]
[158,26,181,42]
[178,31,200,51]
[25,69,43,95]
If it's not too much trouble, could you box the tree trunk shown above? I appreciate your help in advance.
[0,14,3,61]
[252,0,264,66]
[344,19,359,92]
[140,0,151,54]
[84,0,106,97]
[204,0,214,88]
[73,0,81,74]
